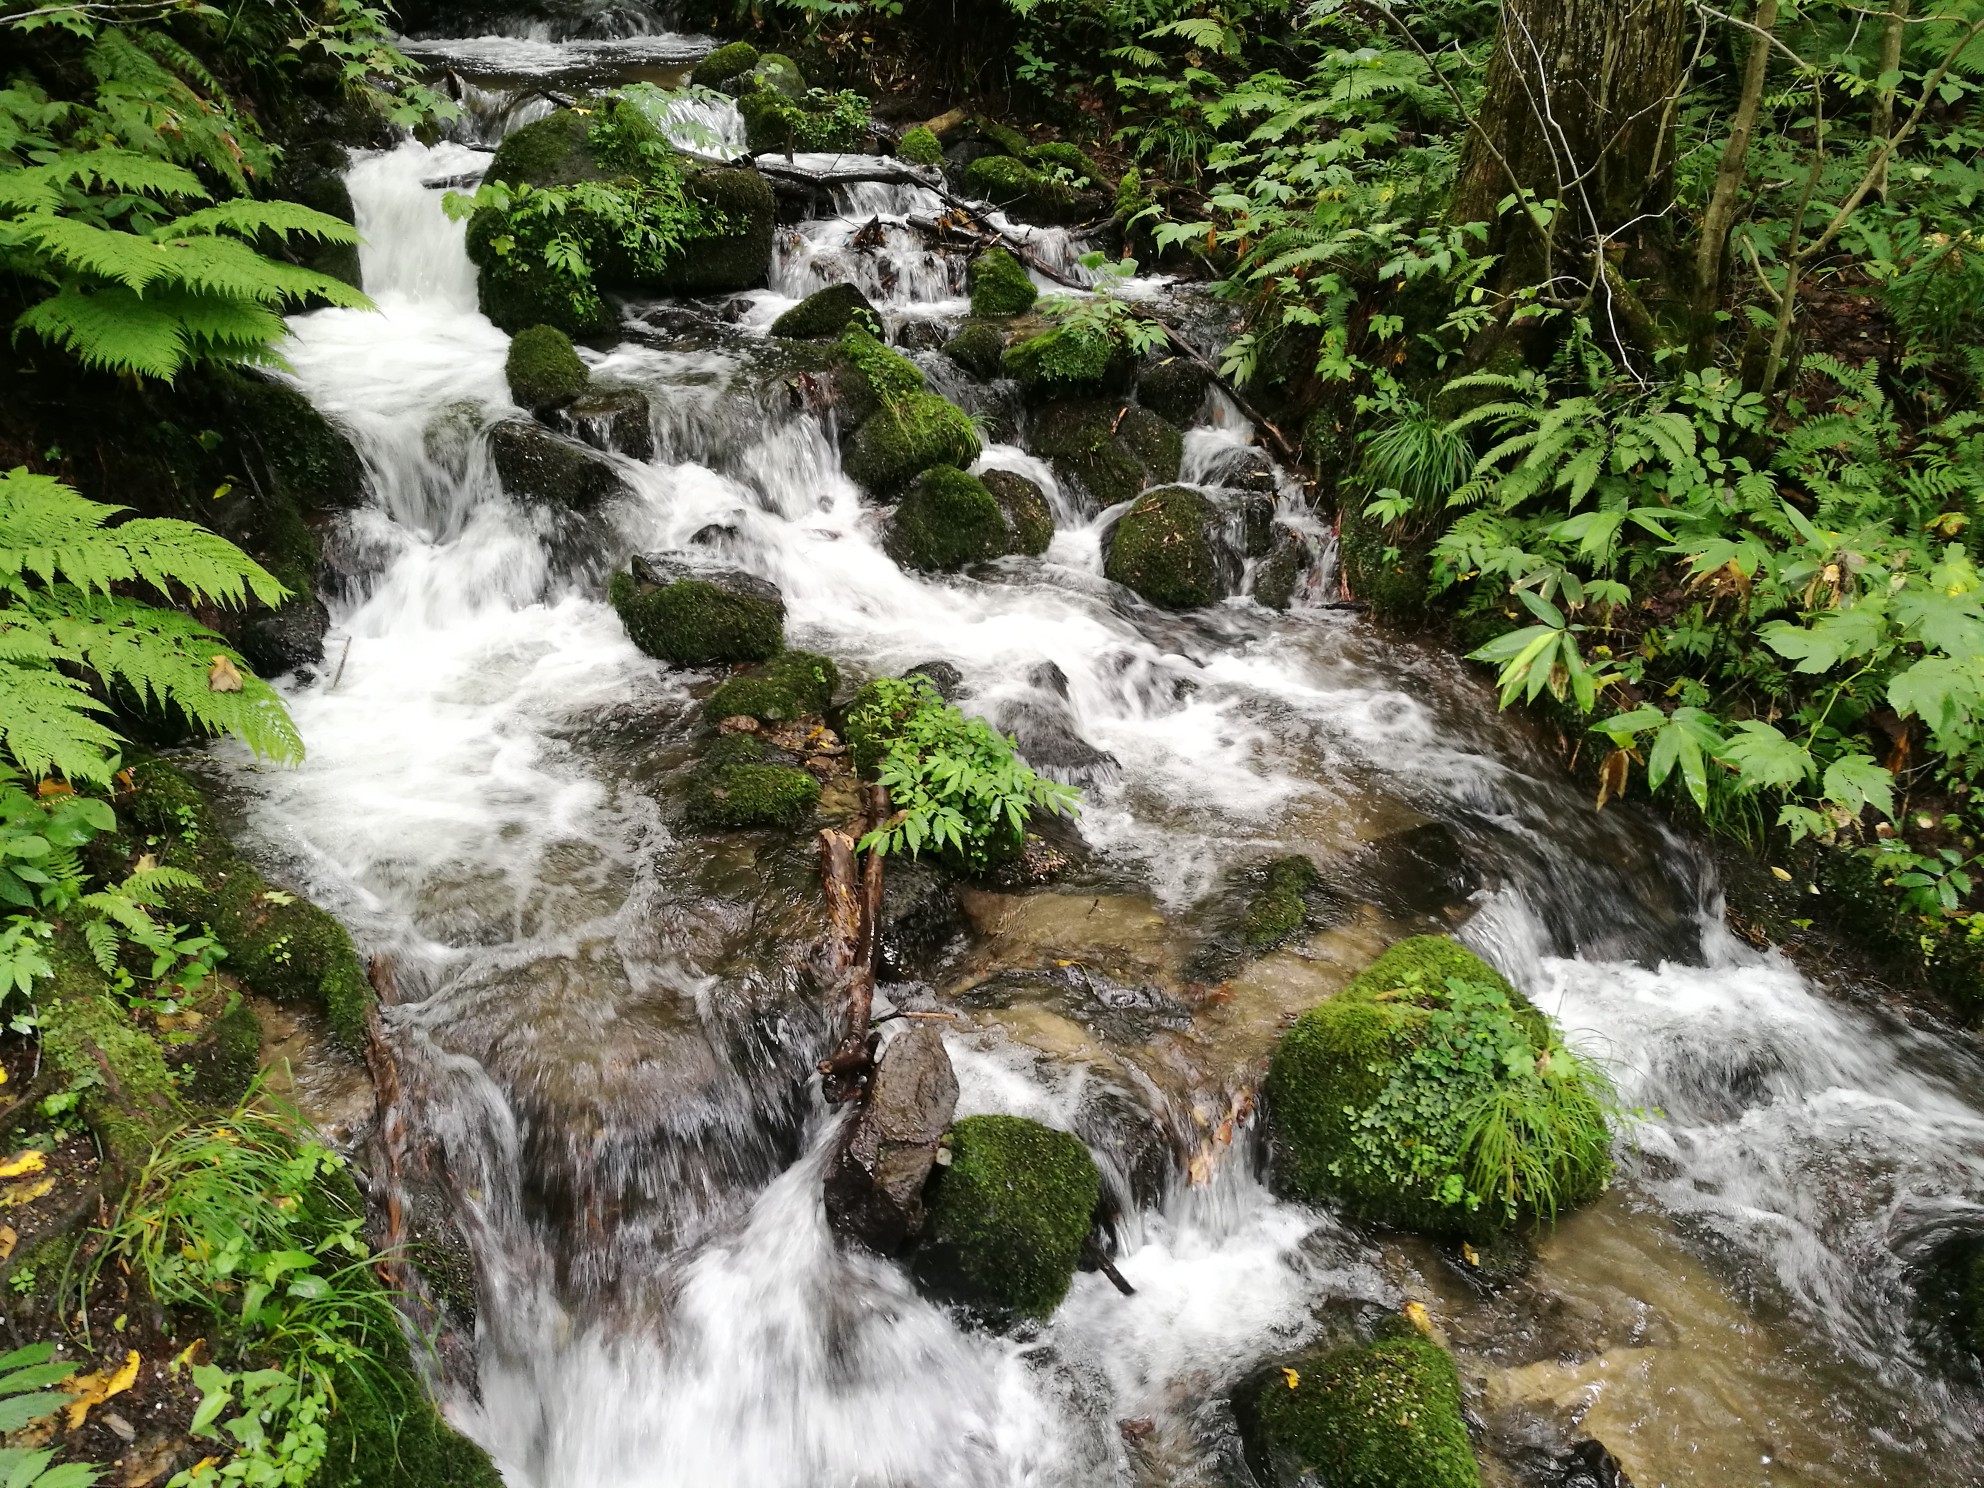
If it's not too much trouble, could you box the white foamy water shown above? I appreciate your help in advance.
[230,102,1984,1488]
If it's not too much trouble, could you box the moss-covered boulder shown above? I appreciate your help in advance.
[844,394,982,494]
[1264,936,1614,1236]
[772,282,880,339]
[887,466,1009,571]
[225,371,366,512]
[1137,356,1210,426]
[746,52,806,99]
[467,206,614,337]
[897,124,944,166]
[488,419,631,507]
[684,733,821,830]
[1104,485,1221,609]
[1002,323,1131,398]
[1026,140,1106,184]
[1255,528,1308,611]
[557,381,654,461]
[691,39,759,88]
[1238,1329,1480,1488]
[1340,499,1432,622]
[1028,398,1178,510]
[981,469,1054,556]
[1117,406,1183,482]
[485,108,610,190]
[913,1114,1100,1320]
[38,943,180,1170]
[1245,856,1322,950]
[609,555,785,665]
[974,116,1033,159]
[506,325,589,412]
[943,321,1006,380]
[964,155,1081,225]
[838,323,925,403]
[705,649,840,723]
[667,167,778,294]
[968,248,1037,317]
[739,87,868,156]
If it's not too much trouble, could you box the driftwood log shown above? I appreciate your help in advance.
[817,784,891,1102]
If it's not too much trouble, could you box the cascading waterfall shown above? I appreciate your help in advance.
[219,32,1984,1488]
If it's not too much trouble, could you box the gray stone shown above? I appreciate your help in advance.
[555,382,654,461]
[239,592,329,678]
[489,419,632,508]
[876,858,967,983]
[824,1023,959,1254]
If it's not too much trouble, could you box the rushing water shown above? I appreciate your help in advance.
[218,27,1984,1488]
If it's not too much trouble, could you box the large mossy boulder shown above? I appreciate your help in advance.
[887,465,1009,571]
[964,155,1081,224]
[1137,355,1210,427]
[1264,936,1613,1236]
[844,394,982,494]
[506,324,590,413]
[1002,323,1131,399]
[980,469,1054,556]
[1104,485,1222,610]
[669,167,778,294]
[609,555,785,665]
[772,281,880,339]
[704,649,839,723]
[913,1114,1100,1320]
[1237,1329,1480,1488]
[690,39,759,88]
[967,247,1037,318]
[485,108,609,190]
[684,732,820,830]
[489,419,631,507]
[739,86,868,155]
[1029,399,1177,510]
[943,321,1006,380]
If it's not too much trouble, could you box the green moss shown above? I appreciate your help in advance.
[667,167,777,294]
[39,954,179,1170]
[844,393,982,494]
[685,735,822,830]
[1339,500,1431,622]
[1029,399,1147,508]
[505,325,589,411]
[839,324,925,401]
[1264,936,1611,1236]
[176,997,264,1108]
[690,40,759,88]
[974,116,1032,159]
[1116,406,1182,482]
[223,372,366,512]
[1025,141,1104,184]
[943,321,1006,380]
[466,206,612,337]
[772,282,879,339]
[967,248,1037,318]
[964,155,1080,224]
[914,1115,1100,1320]
[1104,485,1220,609]
[750,52,806,98]
[897,125,944,166]
[608,567,785,665]
[981,469,1054,556]
[1003,323,1124,396]
[704,649,840,723]
[1137,356,1209,426]
[888,466,1009,571]
[1245,856,1321,950]
[1242,1332,1480,1488]
[485,108,602,189]
[739,87,868,155]
[313,1347,503,1488]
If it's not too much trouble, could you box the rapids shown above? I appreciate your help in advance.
[212,26,1984,1488]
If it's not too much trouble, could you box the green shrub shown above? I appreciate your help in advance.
[968,248,1037,317]
[739,87,869,155]
[1265,936,1616,1235]
[704,650,840,723]
[1241,1330,1480,1488]
[506,324,589,410]
[690,40,759,88]
[1104,485,1221,609]
[897,125,944,166]
[844,393,982,493]
[846,677,1078,873]
[914,1115,1099,1320]
[888,466,1010,572]
[608,567,785,666]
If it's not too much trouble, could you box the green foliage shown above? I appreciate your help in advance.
[1266,937,1617,1235]
[0,1342,101,1487]
[0,469,301,785]
[738,87,869,155]
[1005,256,1165,393]
[849,677,1079,873]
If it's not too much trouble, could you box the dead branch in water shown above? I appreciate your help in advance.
[817,784,891,1102]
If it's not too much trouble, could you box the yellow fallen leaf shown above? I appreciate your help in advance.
[0,1178,54,1208]
[1280,1368,1300,1389]
[0,1151,46,1179]
[1403,1300,1434,1337]
[1461,1241,1480,1268]
[207,655,243,693]
[64,1349,140,1429]
[170,1339,206,1375]
[0,1225,15,1261]
[0,1065,8,1084]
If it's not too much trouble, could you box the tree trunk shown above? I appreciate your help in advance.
[1453,0,1695,281]
[1870,0,1911,200]
[1690,0,1780,351]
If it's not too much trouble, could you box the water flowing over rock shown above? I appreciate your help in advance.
[823,1022,959,1254]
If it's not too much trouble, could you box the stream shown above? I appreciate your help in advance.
[209,15,1984,1488]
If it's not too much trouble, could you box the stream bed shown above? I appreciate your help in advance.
[209,18,1984,1487]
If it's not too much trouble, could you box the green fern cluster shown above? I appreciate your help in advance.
[0,467,302,784]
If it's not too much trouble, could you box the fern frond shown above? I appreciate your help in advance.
[0,658,122,785]
[166,199,360,243]
[112,865,203,905]
[13,286,193,379]
[0,148,208,212]
[81,917,120,974]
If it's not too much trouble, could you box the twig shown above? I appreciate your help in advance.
[331,636,352,690]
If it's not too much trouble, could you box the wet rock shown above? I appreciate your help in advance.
[505,324,589,414]
[489,418,632,508]
[984,831,1076,888]
[1237,490,1276,558]
[1028,398,1174,512]
[771,281,879,339]
[886,465,1010,571]
[980,469,1054,556]
[1236,1328,1480,1488]
[554,382,654,461]
[1137,356,1209,426]
[277,148,362,291]
[943,321,1007,380]
[1244,856,1324,951]
[1004,323,1135,400]
[609,553,785,665]
[997,661,1117,785]
[1104,485,1224,610]
[669,168,778,294]
[913,1114,1100,1321]
[1253,528,1308,611]
[1116,407,1184,484]
[961,964,1191,1044]
[238,592,330,678]
[844,394,982,494]
[826,1023,958,1254]
[684,732,821,831]
[704,650,839,724]
[1224,446,1281,495]
[227,370,366,511]
[902,660,964,699]
[894,321,949,354]
[1336,820,1483,921]
[1557,1439,1637,1488]
[1075,1082,1178,1211]
[876,857,967,982]
[967,247,1038,317]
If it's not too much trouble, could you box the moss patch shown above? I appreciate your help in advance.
[684,734,821,831]
[1105,485,1221,609]
[772,282,880,339]
[914,1114,1099,1320]
[964,155,1080,224]
[1340,500,1431,622]
[968,248,1037,318]
[486,108,604,189]
[1028,399,1149,509]
[1240,1331,1480,1488]
[944,321,1006,380]
[1003,323,1126,397]
[668,167,777,294]
[691,40,759,88]
[704,649,840,723]
[840,324,925,403]
[506,324,589,411]
[739,87,868,155]
[981,469,1054,556]
[1138,356,1210,426]
[887,465,1009,571]
[844,393,982,494]
[1245,856,1322,950]
[608,565,786,665]
[898,124,944,166]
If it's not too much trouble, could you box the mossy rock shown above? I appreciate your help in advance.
[467,205,613,337]
[608,557,785,665]
[1104,485,1221,610]
[1238,1330,1480,1488]
[1245,856,1322,950]
[967,247,1037,318]
[981,469,1053,556]
[1025,140,1105,185]
[1028,398,1149,510]
[1002,323,1129,398]
[772,282,880,339]
[739,88,867,156]
[666,167,777,294]
[747,52,806,99]
[844,393,982,494]
[704,649,840,723]
[943,321,1007,380]
[488,419,630,508]
[124,759,374,1054]
[1264,936,1611,1236]
[506,324,589,412]
[1255,529,1307,611]
[897,124,944,166]
[913,1114,1100,1320]
[223,371,366,512]
[38,941,179,1170]
[1339,499,1431,622]
[684,734,821,830]
[887,465,1009,572]
[839,324,926,403]
[175,997,265,1109]
[690,39,759,88]
[485,108,608,189]
[963,155,1080,225]
[973,116,1032,159]
[1138,356,1210,426]
[1116,406,1182,482]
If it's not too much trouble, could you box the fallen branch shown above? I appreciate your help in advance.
[817,784,891,1102]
